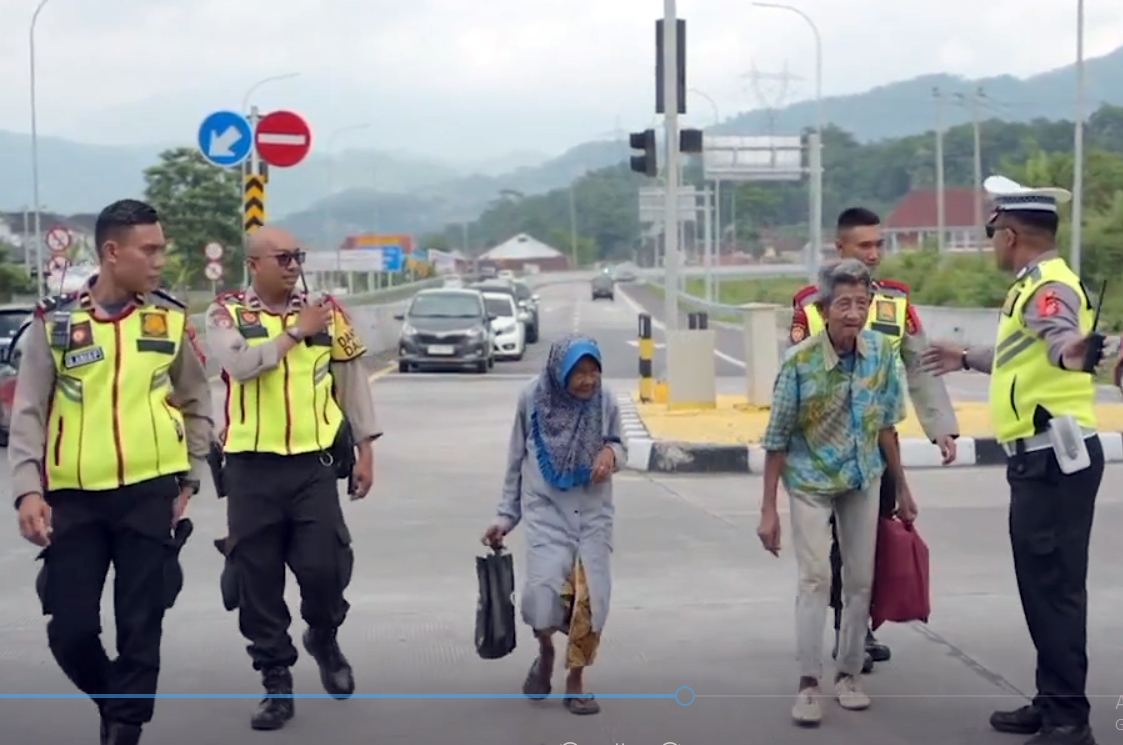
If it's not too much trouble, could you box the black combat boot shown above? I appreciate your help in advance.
[1025,724,1096,745]
[104,722,142,745]
[990,705,1043,735]
[303,628,354,699]
[250,666,295,731]
[865,628,891,662]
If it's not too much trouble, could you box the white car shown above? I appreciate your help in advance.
[497,269,515,281]
[483,292,525,361]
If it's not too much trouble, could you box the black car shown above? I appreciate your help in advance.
[395,289,495,374]
[591,273,614,301]
[469,280,539,344]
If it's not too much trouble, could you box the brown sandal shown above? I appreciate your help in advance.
[522,658,551,700]
[564,694,600,715]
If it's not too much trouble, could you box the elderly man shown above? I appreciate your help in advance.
[757,259,917,727]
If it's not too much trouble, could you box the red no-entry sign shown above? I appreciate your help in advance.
[255,110,312,168]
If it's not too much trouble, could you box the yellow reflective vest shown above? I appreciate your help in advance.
[802,282,910,353]
[221,300,346,455]
[45,302,190,492]
[989,257,1097,444]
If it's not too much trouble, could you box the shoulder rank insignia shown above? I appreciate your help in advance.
[876,278,910,297]
[215,290,246,307]
[152,288,187,310]
[792,285,818,308]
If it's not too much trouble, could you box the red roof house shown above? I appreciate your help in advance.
[884,188,991,251]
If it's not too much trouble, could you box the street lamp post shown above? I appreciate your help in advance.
[751,2,823,282]
[240,73,300,285]
[29,0,54,296]
[1072,0,1086,276]
[326,124,372,277]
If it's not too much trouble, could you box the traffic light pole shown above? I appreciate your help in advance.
[661,0,681,331]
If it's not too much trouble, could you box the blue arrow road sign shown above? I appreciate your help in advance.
[197,111,253,167]
[381,246,404,272]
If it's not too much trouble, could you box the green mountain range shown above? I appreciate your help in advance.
[2,44,1120,245]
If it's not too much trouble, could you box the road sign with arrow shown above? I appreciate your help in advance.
[197,111,253,168]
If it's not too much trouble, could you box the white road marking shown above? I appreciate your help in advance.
[616,287,746,369]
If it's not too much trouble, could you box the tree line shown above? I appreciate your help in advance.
[420,104,1123,268]
[120,104,1123,296]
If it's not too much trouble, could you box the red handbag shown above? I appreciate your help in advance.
[870,517,931,631]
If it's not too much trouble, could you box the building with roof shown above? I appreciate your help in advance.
[477,233,570,272]
[884,188,990,252]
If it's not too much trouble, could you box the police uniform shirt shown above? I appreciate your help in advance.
[8,278,214,502]
[963,249,1087,373]
[788,279,958,442]
[962,176,1087,374]
[203,287,382,443]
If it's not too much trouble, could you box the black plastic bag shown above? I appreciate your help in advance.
[475,547,517,660]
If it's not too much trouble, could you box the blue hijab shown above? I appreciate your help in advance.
[530,334,604,490]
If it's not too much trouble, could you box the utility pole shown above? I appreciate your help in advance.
[956,87,986,252]
[1072,0,1086,276]
[568,187,578,269]
[661,0,681,331]
[933,87,947,253]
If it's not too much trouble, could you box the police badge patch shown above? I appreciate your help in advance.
[68,321,94,349]
[875,300,896,323]
[237,310,260,326]
[140,312,168,338]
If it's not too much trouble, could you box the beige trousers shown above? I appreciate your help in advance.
[789,478,881,678]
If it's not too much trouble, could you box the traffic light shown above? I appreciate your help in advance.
[679,128,703,154]
[629,129,657,177]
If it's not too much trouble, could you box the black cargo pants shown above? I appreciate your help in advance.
[1008,436,1103,728]
[223,451,354,671]
[37,475,179,726]
[830,439,897,616]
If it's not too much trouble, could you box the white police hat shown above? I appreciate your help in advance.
[984,175,1071,215]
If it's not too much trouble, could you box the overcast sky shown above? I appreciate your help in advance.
[0,0,1120,164]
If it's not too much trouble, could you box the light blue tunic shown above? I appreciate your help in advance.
[495,382,626,634]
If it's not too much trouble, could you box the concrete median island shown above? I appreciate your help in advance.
[619,393,1123,473]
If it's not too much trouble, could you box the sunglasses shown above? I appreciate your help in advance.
[266,249,306,267]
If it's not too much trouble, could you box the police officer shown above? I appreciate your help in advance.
[205,225,380,731]
[923,177,1104,745]
[9,199,214,745]
[789,207,959,672]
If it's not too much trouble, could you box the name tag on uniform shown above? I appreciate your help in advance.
[64,347,104,369]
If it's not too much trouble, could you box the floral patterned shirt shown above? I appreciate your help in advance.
[762,329,905,496]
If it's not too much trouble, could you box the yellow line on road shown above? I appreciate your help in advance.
[367,362,397,382]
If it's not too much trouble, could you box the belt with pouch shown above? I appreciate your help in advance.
[1002,426,1097,457]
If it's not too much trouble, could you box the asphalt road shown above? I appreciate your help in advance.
[1,281,1122,743]
[381,280,646,382]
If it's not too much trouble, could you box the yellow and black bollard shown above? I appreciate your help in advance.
[638,313,655,402]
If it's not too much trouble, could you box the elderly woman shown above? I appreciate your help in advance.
[481,334,626,716]
[757,259,916,727]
